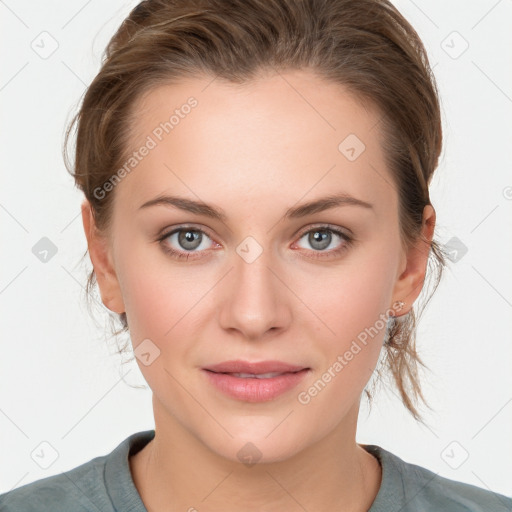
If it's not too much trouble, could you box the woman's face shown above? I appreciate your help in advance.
[85,69,430,463]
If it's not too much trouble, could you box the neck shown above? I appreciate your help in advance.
[130,396,382,512]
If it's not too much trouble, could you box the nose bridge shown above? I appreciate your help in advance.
[219,236,289,338]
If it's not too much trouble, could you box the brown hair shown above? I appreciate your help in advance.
[64,0,447,423]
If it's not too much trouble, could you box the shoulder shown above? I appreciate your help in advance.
[0,453,111,512]
[398,459,512,512]
[0,430,154,512]
[365,444,512,512]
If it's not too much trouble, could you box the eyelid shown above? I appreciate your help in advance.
[294,222,353,239]
[157,223,217,242]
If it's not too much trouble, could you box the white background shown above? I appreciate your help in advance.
[1,0,511,499]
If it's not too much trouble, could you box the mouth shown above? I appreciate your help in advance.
[204,360,308,374]
[221,371,292,379]
[202,360,310,402]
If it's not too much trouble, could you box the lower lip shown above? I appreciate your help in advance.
[202,369,310,402]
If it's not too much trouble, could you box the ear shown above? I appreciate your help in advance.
[391,205,436,317]
[81,199,125,314]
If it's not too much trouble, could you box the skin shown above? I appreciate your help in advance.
[82,69,435,511]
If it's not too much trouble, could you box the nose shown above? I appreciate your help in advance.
[218,247,292,341]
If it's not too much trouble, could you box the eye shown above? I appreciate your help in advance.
[157,223,354,262]
[294,225,353,258]
[158,226,217,260]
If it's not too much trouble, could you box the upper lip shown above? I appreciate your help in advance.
[203,360,308,374]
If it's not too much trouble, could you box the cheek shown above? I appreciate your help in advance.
[300,248,397,348]
[116,249,221,390]
[117,258,201,399]
[293,241,398,400]
[292,269,392,433]
[117,239,205,341]
[119,270,173,343]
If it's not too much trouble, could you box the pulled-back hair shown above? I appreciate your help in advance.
[64,0,447,422]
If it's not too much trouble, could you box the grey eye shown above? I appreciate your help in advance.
[307,230,332,251]
[177,229,203,250]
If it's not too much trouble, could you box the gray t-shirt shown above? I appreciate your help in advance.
[1,429,510,511]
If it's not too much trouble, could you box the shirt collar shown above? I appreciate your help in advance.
[103,431,403,511]
[104,429,155,511]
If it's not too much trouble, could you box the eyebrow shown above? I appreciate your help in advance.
[138,193,374,221]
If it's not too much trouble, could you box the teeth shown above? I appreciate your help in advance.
[230,372,284,379]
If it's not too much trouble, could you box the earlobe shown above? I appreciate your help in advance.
[81,199,125,314]
[391,205,436,316]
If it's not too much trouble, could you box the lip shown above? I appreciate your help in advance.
[202,360,310,402]
[204,360,307,374]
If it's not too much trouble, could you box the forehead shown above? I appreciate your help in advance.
[117,69,396,218]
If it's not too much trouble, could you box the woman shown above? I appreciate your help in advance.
[1,0,510,510]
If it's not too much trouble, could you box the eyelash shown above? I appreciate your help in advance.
[157,224,354,261]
